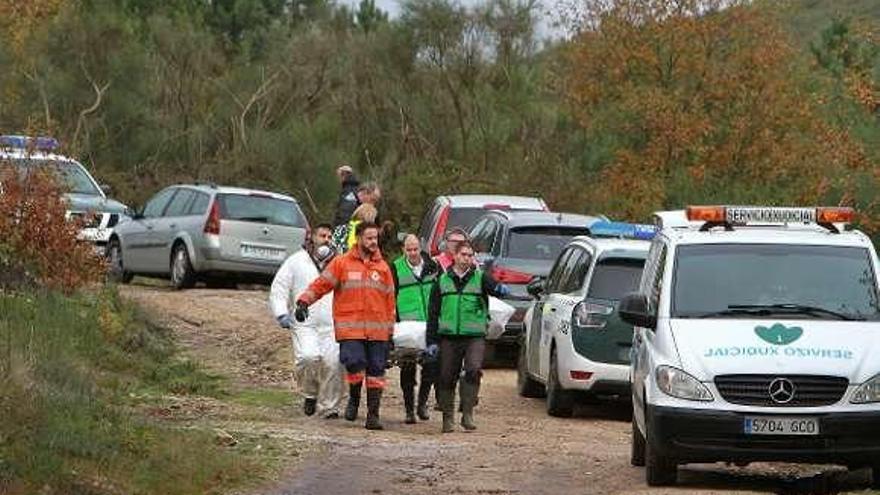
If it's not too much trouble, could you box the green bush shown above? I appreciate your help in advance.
[0,288,246,495]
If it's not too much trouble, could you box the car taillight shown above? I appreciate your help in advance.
[570,371,594,381]
[572,301,614,329]
[204,200,221,235]
[430,205,450,256]
[491,265,532,284]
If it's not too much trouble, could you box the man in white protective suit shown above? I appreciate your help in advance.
[269,223,344,419]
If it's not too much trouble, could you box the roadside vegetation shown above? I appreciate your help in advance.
[2,0,879,231]
[0,168,275,494]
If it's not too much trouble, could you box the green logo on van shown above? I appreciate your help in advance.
[754,323,803,346]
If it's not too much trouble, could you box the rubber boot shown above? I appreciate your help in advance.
[438,388,455,433]
[417,382,431,421]
[403,386,417,424]
[303,397,317,417]
[365,388,384,430]
[459,380,479,431]
[345,383,362,422]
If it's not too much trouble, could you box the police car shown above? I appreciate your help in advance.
[518,221,654,417]
[623,206,880,487]
[0,135,128,254]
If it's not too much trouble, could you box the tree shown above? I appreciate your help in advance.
[563,0,873,221]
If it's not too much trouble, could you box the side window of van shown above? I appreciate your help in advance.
[648,244,668,314]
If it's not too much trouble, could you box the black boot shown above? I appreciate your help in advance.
[303,397,317,416]
[417,382,431,421]
[365,388,384,430]
[345,383,362,422]
[403,386,417,424]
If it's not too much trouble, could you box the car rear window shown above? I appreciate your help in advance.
[505,227,590,260]
[218,193,306,228]
[587,258,646,300]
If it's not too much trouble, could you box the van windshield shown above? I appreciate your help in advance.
[672,244,880,321]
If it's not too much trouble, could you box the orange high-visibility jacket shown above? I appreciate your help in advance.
[298,248,396,342]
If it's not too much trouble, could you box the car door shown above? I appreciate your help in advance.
[632,239,667,424]
[528,247,572,376]
[540,247,592,379]
[126,188,176,273]
[153,188,196,273]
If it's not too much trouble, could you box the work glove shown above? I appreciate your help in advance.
[277,314,293,329]
[423,343,439,360]
[294,301,309,322]
[496,284,511,297]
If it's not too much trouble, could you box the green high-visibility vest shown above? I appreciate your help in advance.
[438,269,488,337]
[394,256,436,321]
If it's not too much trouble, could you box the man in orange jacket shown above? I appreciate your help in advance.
[295,221,396,430]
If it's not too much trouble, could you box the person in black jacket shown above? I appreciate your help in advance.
[426,240,509,433]
[333,165,360,227]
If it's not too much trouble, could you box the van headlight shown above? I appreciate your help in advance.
[851,374,880,404]
[655,365,714,402]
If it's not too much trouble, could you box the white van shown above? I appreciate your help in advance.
[622,206,880,487]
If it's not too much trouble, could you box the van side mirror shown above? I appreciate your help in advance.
[100,183,113,196]
[619,292,656,329]
[526,276,545,298]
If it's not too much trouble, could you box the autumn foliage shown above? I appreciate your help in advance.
[0,165,106,292]
[563,0,877,223]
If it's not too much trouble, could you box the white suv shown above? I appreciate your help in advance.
[623,206,880,487]
[518,222,653,417]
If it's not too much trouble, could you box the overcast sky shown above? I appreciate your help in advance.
[339,0,572,40]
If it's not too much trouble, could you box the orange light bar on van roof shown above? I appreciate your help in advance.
[686,206,726,223]
[817,207,854,224]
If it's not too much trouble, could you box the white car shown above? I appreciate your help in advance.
[518,222,653,417]
[623,205,880,487]
[0,135,128,254]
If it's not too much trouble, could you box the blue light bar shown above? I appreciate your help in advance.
[590,221,657,240]
[0,135,60,151]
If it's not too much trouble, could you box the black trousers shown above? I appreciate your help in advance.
[399,358,439,392]
[438,337,485,390]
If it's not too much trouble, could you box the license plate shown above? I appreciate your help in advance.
[240,245,285,261]
[743,416,819,435]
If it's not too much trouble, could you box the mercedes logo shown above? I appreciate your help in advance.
[768,377,796,404]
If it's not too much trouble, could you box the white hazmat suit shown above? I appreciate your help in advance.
[269,248,344,416]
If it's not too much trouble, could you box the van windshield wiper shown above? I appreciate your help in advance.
[694,307,773,319]
[727,303,862,321]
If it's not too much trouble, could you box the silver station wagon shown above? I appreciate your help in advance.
[108,184,308,288]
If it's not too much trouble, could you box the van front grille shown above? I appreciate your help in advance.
[715,374,848,407]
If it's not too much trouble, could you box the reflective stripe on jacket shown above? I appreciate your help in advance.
[298,247,396,341]
[438,269,488,337]
[393,256,436,321]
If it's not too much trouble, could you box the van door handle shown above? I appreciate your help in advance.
[169,224,177,229]
[549,307,556,312]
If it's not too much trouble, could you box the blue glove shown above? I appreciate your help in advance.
[277,314,293,329]
[294,302,309,322]
[497,284,511,297]
[424,343,439,360]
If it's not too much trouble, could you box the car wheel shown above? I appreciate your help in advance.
[517,338,545,398]
[170,243,196,290]
[645,409,677,486]
[107,238,133,284]
[546,347,574,417]
[631,416,646,467]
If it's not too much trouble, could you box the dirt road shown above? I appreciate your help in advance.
[121,284,875,495]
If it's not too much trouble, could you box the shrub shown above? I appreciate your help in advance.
[0,164,105,292]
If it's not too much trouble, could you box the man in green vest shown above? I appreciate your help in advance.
[391,234,441,424]
[427,239,509,433]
